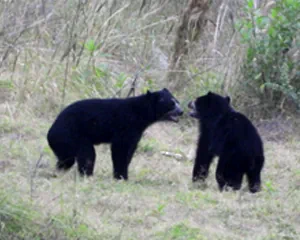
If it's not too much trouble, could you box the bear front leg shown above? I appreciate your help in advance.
[76,139,96,176]
[215,155,226,191]
[193,134,214,182]
[111,137,139,180]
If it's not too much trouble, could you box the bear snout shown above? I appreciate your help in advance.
[188,101,195,110]
[175,102,184,116]
[187,101,199,118]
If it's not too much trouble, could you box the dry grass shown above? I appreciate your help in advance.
[1,101,300,240]
[1,0,300,239]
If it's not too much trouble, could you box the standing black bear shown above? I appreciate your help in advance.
[47,88,183,180]
[188,92,264,193]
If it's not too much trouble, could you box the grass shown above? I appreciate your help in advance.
[1,101,300,239]
[1,0,300,239]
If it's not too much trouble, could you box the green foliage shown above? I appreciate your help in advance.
[239,0,300,110]
[156,223,207,240]
[0,80,14,90]
[189,67,223,93]
[0,196,38,239]
[72,62,131,98]
[50,215,100,240]
[138,138,160,154]
[176,191,218,209]
[136,168,152,179]
[84,39,100,53]
[150,202,167,217]
[72,65,107,97]
[114,72,127,89]
[0,191,102,240]
[142,78,155,94]
[265,180,276,193]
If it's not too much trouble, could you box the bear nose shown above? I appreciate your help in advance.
[178,108,184,116]
[175,102,184,115]
[187,101,194,109]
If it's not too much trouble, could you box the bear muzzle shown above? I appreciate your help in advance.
[165,102,183,122]
[188,101,199,118]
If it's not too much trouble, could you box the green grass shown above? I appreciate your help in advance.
[0,0,300,239]
[0,190,102,240]
[0,107,299,239]
[155,222,207,240]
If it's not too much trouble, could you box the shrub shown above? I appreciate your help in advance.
[239,0,300,113]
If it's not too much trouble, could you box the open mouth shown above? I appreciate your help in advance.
[164,107,183,122]
[188,101,199,118]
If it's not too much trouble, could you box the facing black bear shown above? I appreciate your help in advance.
[47,88,183,180]
[188,92,264,193]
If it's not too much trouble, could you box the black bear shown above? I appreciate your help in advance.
[47,88,183,180]
[188,92,264,193]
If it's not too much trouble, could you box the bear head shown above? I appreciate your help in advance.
[148,88,183,122]
[188,91,231,120]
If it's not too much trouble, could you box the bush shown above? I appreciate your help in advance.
[239,0,300,113]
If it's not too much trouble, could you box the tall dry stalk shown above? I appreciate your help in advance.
[166,0,212,90]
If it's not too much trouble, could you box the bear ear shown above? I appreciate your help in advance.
[225,96,231,103]
[162,88,170,94]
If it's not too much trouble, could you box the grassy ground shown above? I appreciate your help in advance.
[1,1,300,239]
[1,99,300,240]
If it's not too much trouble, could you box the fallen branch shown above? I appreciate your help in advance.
[161,151,190,161]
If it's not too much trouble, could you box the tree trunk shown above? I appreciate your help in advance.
[166,0,212,90]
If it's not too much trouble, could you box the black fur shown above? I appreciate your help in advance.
[188,92,264,193]
[47,88,183,180]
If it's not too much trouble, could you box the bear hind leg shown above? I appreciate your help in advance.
[247,171,261,193]
[56,157,76,171]
[53,145,76,171]
[216,154,243,192]
[226,172,244,191]
[48,133,77,172]
[246,157,264,193]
